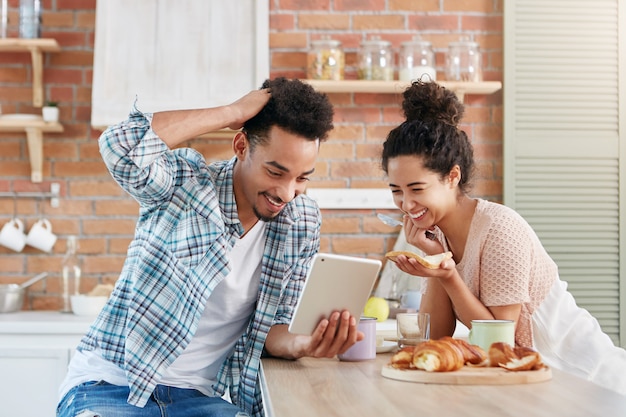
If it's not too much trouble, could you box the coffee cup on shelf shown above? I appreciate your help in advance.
[25,218,57,252]
[0,218,27,252]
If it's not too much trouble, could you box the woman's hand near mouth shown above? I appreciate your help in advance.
[403,215,444,255]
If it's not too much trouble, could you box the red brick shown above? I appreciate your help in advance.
[0,67,28,83]
[320,217,361,233]
[69,180,125,197]
[333,107,382,123]
[43,11,75,28]
[462,15,503,32]
[0,140,21,158]
[298,14,350,30]
[270,32,308,49]
[353,15,406,31]
[330,236,385,254]
[57,0,97,10]
[54,161,109,178]
[76,11,96,29]
[271,51,307,68]
[82,219,137,235]
[278,0,330,10]
[389,0,439,11]
[335,0,386,11]
[51,50,94,67]
[270,13,296,31]
[444,0,495,13]
[83,255,126,274]
[110,237,134,254]
[95,199,139,216]
[356,143,383,159]
[409,14,460,31]
[330,160,384,178]
[319,142,354,159]
[329,125,365,141]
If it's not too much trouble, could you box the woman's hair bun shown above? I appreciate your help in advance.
[401,81,464,127]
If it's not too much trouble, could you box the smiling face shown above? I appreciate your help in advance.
[233,125,319,226]
[387,155,461,229]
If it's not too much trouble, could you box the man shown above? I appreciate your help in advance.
[57,78,361,417]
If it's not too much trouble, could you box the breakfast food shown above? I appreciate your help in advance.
[487,341,517,367]
[439,336,487,365]
[412,340,465,372]
[489,343,545,371]
[384,250,452,269]
[389,347,415,369]
[389,337,544,373]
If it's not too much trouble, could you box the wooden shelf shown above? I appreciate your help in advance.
[301,80,502,101]
[0,38,61,107]
[0,117,63,183]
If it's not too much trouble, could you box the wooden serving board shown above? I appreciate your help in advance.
[381,364,552,385]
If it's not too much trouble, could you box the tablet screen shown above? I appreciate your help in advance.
[288,253,382,335]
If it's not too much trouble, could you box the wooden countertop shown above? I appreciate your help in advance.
[260,353,626,417]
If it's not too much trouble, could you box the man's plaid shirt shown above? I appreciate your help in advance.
[77,108,321,416]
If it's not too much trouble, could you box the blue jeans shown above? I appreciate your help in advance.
[56,381,249,417]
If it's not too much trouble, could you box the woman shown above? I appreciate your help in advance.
[382,80,626,395]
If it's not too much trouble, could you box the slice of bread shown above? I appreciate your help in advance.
[385,250,453,269]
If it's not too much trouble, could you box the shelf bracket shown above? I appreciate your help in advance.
[29,47,44,107]
[25,127,43,182]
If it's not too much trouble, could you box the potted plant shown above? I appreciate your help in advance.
[42,101,59,122]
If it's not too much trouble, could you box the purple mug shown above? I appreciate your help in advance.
[337,316,377,361]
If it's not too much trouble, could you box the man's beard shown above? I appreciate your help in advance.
[253,205,278,223]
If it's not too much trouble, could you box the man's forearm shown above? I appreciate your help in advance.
[151,106,236,149]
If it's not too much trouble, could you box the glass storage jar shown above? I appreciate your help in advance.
[357,38,394,81]
[445,37,482,82]
[399,37,436,82]
[307,38,345,80]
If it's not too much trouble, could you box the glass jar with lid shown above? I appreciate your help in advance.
[445,37,482,82]
[307,38,345,80]
[357,37,394,81]
[399,37,436,82]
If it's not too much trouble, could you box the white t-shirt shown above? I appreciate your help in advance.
[59,220,266,400]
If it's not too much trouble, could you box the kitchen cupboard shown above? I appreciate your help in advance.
[0,312,91,417]
[0,38,63,183]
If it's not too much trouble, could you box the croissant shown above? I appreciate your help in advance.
[389,346,415,369]
[412,340,465,372]
[439,336,487,365]
[488,342,517,367]
[489,343,545,371]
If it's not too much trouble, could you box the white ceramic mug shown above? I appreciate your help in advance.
[25,218,57,252]
[0,218,27,252]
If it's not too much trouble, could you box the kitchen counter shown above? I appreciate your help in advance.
[0,311,94,417]
[0,310,94,334]
[260,353,626,417]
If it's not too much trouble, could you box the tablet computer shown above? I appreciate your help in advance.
[288,253,382,335]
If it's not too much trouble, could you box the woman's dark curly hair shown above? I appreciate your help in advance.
[381,81,475,194]
[242,77,334,149]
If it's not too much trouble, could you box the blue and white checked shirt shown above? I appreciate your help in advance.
[78,108,321,416]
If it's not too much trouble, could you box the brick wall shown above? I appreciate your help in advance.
[0,0,503,311]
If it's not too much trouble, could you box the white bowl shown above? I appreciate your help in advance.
[70,295,108,316]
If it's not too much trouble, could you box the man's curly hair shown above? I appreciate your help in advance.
[242,77,334,149]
